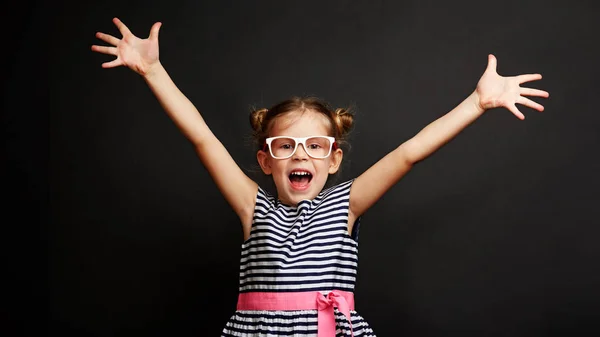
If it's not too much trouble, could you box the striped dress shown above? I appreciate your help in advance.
[221,180,376,336]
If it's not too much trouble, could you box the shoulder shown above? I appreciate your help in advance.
[318,179,356,200]
[255,186,277,208]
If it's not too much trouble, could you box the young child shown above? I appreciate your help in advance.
[92,18,549,337]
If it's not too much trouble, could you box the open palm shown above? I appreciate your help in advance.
[91,18,162,76]
[476,54,549,120]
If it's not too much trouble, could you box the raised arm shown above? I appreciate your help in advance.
[348,54,549,222]
[92,18,258,231]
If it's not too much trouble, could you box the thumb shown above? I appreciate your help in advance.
[486,54,497,74]
[149,22,162,41]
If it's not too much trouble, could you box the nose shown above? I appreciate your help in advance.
[293,144,309,161]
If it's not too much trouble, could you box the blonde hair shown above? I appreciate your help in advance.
[249,96,354,150]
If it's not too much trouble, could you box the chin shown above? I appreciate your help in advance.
[291,181,325,199]
[276,175,328,205]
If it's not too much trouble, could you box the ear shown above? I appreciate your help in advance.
[328,148,343,174]
[257,150,272,175]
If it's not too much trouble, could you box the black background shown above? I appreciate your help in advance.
[4,0,600,336]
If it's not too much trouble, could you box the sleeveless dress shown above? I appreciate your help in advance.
[221,180,376,336]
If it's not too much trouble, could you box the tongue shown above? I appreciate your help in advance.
[290,175,310,189]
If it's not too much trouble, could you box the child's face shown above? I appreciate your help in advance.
[257,110,343,206]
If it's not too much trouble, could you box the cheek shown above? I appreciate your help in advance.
[270,161,287,174]
[317,160,332,173]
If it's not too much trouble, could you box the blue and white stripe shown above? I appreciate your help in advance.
[221,180,376,336]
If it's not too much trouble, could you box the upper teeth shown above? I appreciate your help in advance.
[291,171,310,176]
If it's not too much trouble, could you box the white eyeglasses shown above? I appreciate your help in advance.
[263,136,337,159]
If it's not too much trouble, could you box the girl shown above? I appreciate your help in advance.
[91,18,549,337]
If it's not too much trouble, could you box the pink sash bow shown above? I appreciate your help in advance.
[316,291,354,337]
[236,290,355,337]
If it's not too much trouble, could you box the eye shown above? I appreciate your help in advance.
[307,143,322,149]
[280,143,293,149]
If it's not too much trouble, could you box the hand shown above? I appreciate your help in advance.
[91,18,162,76]
[475,54,549,120]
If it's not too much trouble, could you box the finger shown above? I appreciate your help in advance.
[486,54,497,74]
[91,45,117,56]
[517,96,545,112]
[507,103,525,120]
[113,17,132,36]
[517,73,542,84]
[520,87,549,98]
[149,22,162,41]
[102,58,122,68]
[95,32,120,46]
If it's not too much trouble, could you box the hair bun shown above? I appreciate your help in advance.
[333,108,354,137]
[249,108,269,133]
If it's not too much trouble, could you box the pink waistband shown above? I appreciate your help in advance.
[237,291,355,337]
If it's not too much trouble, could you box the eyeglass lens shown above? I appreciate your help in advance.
[271,137,332,158]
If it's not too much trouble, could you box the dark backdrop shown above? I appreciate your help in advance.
[4,0,600,336]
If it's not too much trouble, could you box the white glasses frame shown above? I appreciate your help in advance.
[264,136,337,159]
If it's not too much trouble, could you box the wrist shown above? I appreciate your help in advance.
[142,61,164,81]
[468,90,486,116]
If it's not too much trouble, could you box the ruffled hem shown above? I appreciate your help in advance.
[221,309,376,336]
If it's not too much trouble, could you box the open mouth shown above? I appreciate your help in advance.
[289,170,313,190]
